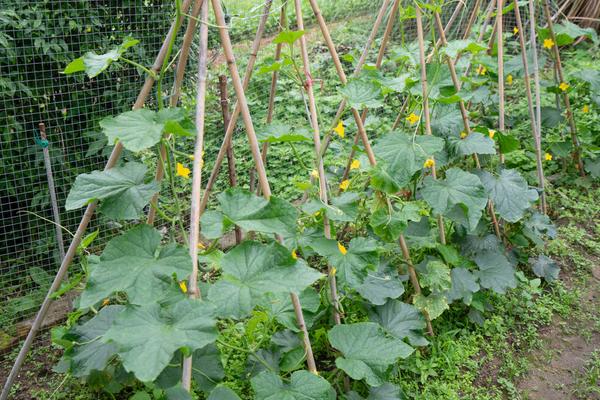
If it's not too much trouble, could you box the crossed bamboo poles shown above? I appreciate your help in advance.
[2,0,564,397]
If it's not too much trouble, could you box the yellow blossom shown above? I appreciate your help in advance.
[292,249,298,259]
[102,298,110,307]
[559,82,570,92]
[330,267,337,276]
[176,162,190,178]
[179,280,188,293]
[339,179,350,191]
[477,65,487,75]
[513,26,519,35]
[197,242,205,250]
[333,121,345,138]
[460,131,468,139]
[423,158,435,168]
[506,74,513,85]
[406,113,420,125]
[488,129,496,139]
[543,38,555,49]
[350,159,361,170]
[310,169,319,179]
[583,104,590,113]
[544,153,553,161]
[337,242,347,255]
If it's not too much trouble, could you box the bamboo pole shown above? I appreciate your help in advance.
[415,5,446,245]
[210,0,317,374]
[514,0,544,216]
[497,0,506,164]
[147,0,205,225]
[218,76,243,243]
[293,0,341,327]
[0,1,195,397]
[181,0,209,389]
[528,0,548,214]
[197,0,273,219]
[543,0,586,176]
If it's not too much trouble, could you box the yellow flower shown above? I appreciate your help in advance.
[337,242,347,255]
[476,65,487,75]
[102,298,110,307]
[544,152,553,161]
[543,38,555,49]
[350,159,361,170]
[179,280,188,293]
[583,104,590,113]
[333,121,345,138]
[513,26,519,35]
[506,74,513,85]
[330,267,337,277]
[310,169,319,179]
[197,242,205,250]
[460,131,468,139]
[292,249,298,259]
[339,179,350,191]
[423,158,435,168]
[406,113,420,125]
[559,82,570,92]
[176,162,191,178]
[488,129,496,139]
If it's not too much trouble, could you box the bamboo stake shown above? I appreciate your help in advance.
[514,0,544,216]
[197,0,273,219]
[461,0,497,80]
[254,3,287,194]
[416,5,446,245]
[543,0,586,176]
[293,0,342,327]
[147,0,205,225]
[497,0,506,164]
[210,0,317,374]
[181,0,209,389]
[527,0,548,214]
[218,75,242,244]
[39,123,66,265]
[0,1,195,396]
[426,0,466,62]
[433,12,502,240]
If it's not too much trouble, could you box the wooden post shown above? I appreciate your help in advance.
[497,0,506,164]
[0,0,195,396]
[181,0,209,389]
[416,5,446,245]
[543,0,586,176]
[513,0,548,213]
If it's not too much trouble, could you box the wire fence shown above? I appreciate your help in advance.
[0,0,558,378]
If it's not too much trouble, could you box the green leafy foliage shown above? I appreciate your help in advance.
[63,37,139,78]
[529,255,560,282]
[251,370,335,399]
[339,79,383,109]
[478,169,538,223]
[368,300,428,347]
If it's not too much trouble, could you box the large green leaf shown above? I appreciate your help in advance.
[65,162,159,220]
[208,386,242,400]
[257,123,312,143]
[347,383,406,400]
[447,132,496,157]
[417,260,451,293]
[251,370,335,400]
[446,268,479,305]
[309,237,379,289]
[420,168,488,231]
[272,30,305,45]
[103,299,217,382]
[62,305,124,377]
[413,293,449,320]
[100,108,186,152]
[357,262,405,306]
[478,169,538,223]
[373,132,444,188]
[208,241,323,319]
[529,255,560,282]
[205,188,298,236]
[302,192,360,222]
[523,212,557,247]
[328,322,414,387]
[339,79,383,109]
[572,69,600,94]
[431,105,463,137]
[441,39,487,59]
[538,20,597,46]
[261,287,321,332]
[368,300,428,347]
[370,202,421,242]
[79,225,191,308]
[63,37,139,78]
[474,251,517,294]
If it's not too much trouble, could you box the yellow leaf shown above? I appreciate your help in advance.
[337,242,347,255]
[350,159,361,170]
[339,179,350,191]
[543,38,555,49]
[179,280,188,293]
[406,113,420,125]
[176,162,191,178]
[333,121,345,138]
